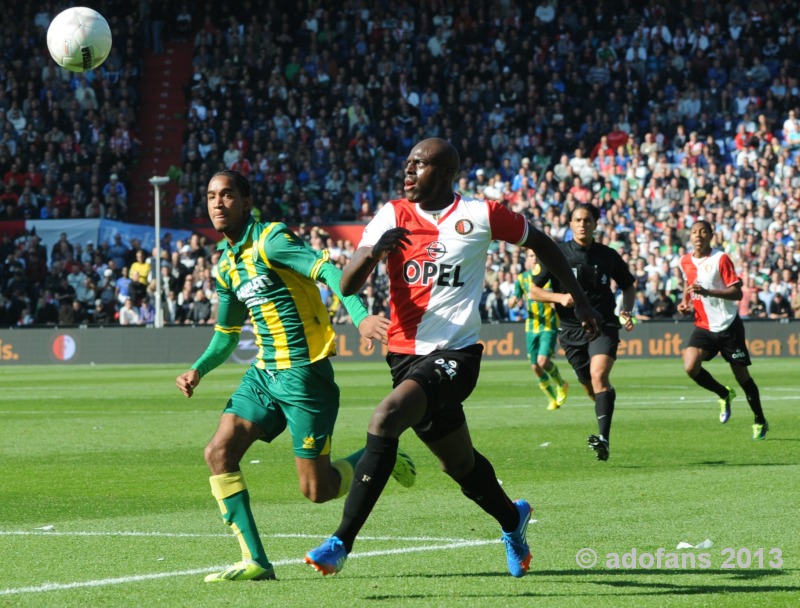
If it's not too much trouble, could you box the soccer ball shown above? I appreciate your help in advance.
[46,7,112,72]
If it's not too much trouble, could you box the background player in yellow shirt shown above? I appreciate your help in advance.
[510,249,568,410]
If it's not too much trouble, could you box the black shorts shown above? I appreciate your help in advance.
[558,324,620,386]
[688,315,751,366]
[387,343,483,443]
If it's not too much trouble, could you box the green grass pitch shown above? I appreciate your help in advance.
[1,358,798,607]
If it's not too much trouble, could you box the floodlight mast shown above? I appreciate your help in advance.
[148,176,170,328]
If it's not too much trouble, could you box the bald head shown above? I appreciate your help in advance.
[412,138,460,182]
[403,138,461,208]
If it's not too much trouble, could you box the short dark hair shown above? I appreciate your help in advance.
[212,169,251,198]
[569,203,600,222]
[694,219,713,233]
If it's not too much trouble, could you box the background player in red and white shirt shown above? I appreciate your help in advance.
[305,138,601,578]
[678,220,768,440]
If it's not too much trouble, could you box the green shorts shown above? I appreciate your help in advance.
[526,330,558,362]
[224,358,340,459]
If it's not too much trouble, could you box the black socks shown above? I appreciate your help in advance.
[457,450,518,532]
[334,433,398,552]
[594,389,615,439]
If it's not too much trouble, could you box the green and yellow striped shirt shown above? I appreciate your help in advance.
[514,264,559,333]
[211,218,367,371]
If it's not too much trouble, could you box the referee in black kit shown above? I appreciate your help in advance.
[529,204,636,461]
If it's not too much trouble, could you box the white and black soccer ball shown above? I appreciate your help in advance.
[46,7,112,72]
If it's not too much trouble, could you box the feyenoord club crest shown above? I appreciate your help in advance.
[455,219,474,235]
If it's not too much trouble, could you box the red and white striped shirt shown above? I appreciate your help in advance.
[679,249,741,332]
[359,194,527,354]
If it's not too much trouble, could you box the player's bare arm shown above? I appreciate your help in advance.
[340,228,412,295]
[523,226,601,337]
[618,284,637,331]
[529,283,573,307]
[688,281,743,301]
[176,369,201,398]
[677,285,694,314]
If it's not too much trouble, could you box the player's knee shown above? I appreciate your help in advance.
[683,360,700,376]
[590,373,610,392]
[204,438,235,472]
[368,397,415,436]
[300,482,329,504]
[441,452,474,480]
[203,440,223,470]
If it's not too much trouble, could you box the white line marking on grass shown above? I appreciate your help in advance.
[0,530,477,543]
[625,385,688,389]
[468,393,799,409]
[0,538,496,596]
[350,538,496,559]
[627,384,800,392]
[0,410,212,415]
[0,530,230,538]
[0,568,217,596]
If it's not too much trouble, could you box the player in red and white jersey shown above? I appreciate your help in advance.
[679,240,739,333]
[678,220,768,440]
[358,190,527,354]
[305,138,600,578]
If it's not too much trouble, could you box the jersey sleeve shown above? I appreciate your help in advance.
[190,276,247,377]
[718,253,741,286]
[678,255,690,280]
[358,202,397,248]
[610,249,635,290]
[486,199,528,245]
[514,276,524,300]
[213,268,248,332]
[259,223,328,278]
[531,265,553,288]
[315,261,368,327]
[190,331,239,377]
[259,223,369,327]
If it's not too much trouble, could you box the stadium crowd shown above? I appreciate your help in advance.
[2,0,800,327]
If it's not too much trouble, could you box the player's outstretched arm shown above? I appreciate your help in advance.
[688,281,743,301]
[179,330,240,396]
[340,228,411,296]
[523,225,601,337]
[314,258,388,348]
[528,283,573,307]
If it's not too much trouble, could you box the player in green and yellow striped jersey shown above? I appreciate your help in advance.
[511,249,568,410]
[176,171,416,582]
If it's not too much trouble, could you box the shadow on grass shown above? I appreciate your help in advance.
[360,569,798,600]
[693,460,795,467]
[536,568,794,580]
[613,460,795,469]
